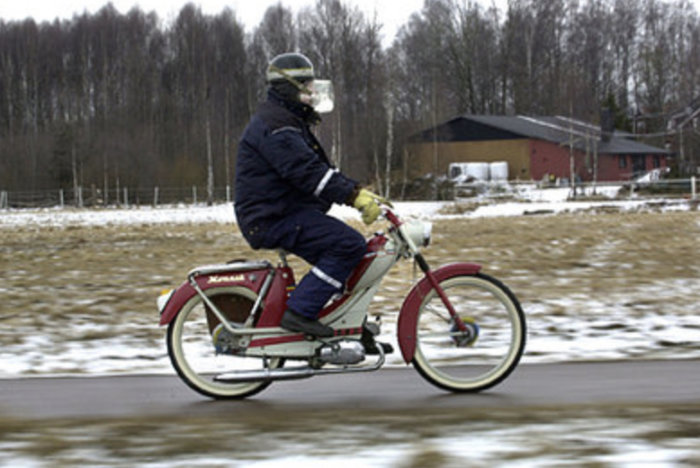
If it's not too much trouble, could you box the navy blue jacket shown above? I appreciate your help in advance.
[234,90,358,248]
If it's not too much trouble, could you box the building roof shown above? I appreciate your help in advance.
[414,115,669,155]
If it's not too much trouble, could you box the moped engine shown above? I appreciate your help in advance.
[316,340,366,366]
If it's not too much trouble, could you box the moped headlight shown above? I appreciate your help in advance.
[405,221,432,248]
[423,222,432,247]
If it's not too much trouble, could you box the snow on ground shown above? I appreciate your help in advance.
[0,186,698,379]
[0,199,444,227]
[0,184,690,228]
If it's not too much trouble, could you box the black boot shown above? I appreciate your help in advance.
[280,309,334,338]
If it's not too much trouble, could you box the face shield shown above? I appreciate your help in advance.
[267,64,335,114]
[300,80,334,114]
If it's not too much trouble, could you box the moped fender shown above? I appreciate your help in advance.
[159,281,196,326]
[397,262,481,363]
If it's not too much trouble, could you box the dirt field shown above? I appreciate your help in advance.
[1,208,699,374]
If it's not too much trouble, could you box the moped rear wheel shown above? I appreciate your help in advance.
[412,273,525,392]
[167,286,283,399]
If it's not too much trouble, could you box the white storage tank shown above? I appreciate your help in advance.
[489,161,508,181]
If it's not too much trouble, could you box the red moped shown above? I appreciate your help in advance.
[158,207,526,399]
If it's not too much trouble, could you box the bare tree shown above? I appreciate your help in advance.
[298,0,381,182]
[2,0,700,196]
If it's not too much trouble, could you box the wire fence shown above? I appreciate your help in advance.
[0,185,233,210]
[0,178,697,210]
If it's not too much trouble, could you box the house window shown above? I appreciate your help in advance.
[619,155,627,169]
[652,155,660,168]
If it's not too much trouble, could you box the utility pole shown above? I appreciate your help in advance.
[569,102,576,199]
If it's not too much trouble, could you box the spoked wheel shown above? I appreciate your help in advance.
[412,273,526,392]
[167,286,283,399]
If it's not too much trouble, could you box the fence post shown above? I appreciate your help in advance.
[192,186,197,205]
[59,189,64,208]
[226,184,231,203]
[0,191,7,209]
[78,186,84,208]
[692,176,697,200]
[153,186,159,206]
[124,187,129,208]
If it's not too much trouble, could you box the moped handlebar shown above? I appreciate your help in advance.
[381,206,402,228]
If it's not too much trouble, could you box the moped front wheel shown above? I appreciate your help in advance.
[412,273,526,392]
[167,286,283,399]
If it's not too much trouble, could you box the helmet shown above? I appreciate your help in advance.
[266,52,334,114]
[266,52,315,84]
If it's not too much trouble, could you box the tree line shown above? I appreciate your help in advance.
[1,0,698,202]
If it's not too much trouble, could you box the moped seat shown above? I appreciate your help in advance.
[188,260,272,278]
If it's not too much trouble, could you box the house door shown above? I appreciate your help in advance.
[631,155,646,176]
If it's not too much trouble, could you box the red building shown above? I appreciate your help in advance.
[408,115,670,182]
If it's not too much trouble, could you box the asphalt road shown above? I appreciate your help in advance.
[1,360,698,420]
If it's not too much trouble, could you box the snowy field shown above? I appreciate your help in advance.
[1,186,699,467]
[1,186,698,377]
[0,185,687,229]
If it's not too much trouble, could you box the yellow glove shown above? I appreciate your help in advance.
[353,189,391,225]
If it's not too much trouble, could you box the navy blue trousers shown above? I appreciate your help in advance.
[257,209,366,319]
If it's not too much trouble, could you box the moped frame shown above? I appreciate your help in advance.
[159,208,472,363]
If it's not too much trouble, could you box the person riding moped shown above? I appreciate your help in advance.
[234,52,386,339]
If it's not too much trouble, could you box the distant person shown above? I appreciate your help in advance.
[234,52,384,337]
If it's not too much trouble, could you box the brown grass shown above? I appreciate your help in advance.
[1,209,699,370]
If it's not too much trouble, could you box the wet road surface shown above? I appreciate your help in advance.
[1,360,698,420]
